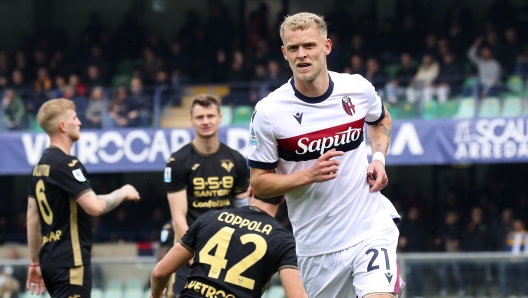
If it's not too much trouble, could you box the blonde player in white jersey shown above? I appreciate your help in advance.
[247,12,405,298]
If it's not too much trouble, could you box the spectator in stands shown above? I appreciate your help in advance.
[467,37,501,98]
[211,49,230,83]
[398,207,426,298]
[266,60,289,82]
[497,28,521,74]
[0,266,20,298]
[461,207,493,296]
[108,86,129,127]
[125,78,151,127]
[141,47,164,84]
[51,75,67,98]
[345,54,365,76]
[406,54,440,103]
[493,208,514,251]
[69,73,86,97]
[227,50,249,82]
[498,218,528,296]
[85,65,104,92]
[417,34,439,61]
[33,67,52,98]
[2,246,26,291]
[364,57,388,96]
[10,70,29,97]
[84,86,105,129]
[434,211,465,297]
[433,52,463,103]
[2,88,27,130]
[0,51,10,78]
[48,50,70,79]
[14,51,30,81]
[385,52,417,104]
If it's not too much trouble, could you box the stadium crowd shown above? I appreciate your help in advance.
[1,0,528,130]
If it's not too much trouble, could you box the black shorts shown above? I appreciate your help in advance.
[42,265,92,297]
[167,263,190,298]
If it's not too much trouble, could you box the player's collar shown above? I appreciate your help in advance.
[289,73,334,104]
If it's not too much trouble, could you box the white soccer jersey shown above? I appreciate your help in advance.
[248,71,396,257]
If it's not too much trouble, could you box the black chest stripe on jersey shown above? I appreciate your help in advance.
[276,117,365,162]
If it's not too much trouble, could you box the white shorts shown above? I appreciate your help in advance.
[298,224,405,298]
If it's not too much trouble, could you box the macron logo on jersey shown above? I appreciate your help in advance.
[276,118,365,162]
[293,112,303,124]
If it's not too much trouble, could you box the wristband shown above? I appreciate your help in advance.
[30,263,40,267]
[234,197,249,207]
[372,152,385,166]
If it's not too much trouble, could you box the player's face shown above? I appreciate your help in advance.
[65,109,81,142]
[191,105,222,138]
[281,27,331,83]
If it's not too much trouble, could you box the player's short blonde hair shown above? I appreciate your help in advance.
[279,12,328,42]
[37,98,76,135]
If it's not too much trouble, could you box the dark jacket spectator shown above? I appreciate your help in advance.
[462,207,492,251]
[108,86,129,127]
[125,78,152,127]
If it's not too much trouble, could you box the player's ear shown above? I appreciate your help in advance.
[281,46,287,60]
[58,119,67,133]
[247,185,254,198]
[325,38,332,56]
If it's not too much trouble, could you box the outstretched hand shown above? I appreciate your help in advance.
[306,149,344,183]
[121,184,140,202]
[367,160,388,193]
[26,266,46,295]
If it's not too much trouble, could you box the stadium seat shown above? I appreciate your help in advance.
[421,100,439,119]
[123,288,143,298]
[220,105,233,126]
[502,96,523,117]
[125,279,143,291]
[397,102,418,119]
[506,75,526,96]
[212,85,231,97]
[453,97,476,118]
[478,97,501,118]
[384,102,399,119]
[104,288,123,298]
[92,288,104,298]
[263,285,286,298]
[106,279,122,290]
[233,105,253,125]
[438,100,460,118]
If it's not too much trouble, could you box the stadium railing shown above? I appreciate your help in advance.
[2,253,528,298]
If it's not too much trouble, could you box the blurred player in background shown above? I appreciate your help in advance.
[26,98,140,297]
[163,94,249,297]
[149,186,306,298]
[248,13,404,298]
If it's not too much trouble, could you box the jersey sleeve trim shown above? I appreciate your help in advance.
[73,188,93,200]
[166,186,187,194]
[278,265,299,271]
[365,102,386,125]
[248,159,278,169]
[178,240,194,253]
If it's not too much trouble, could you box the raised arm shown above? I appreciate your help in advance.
[26,197,46,295]
[150,243,194,298]
[250,149,344,198]
[280,268,308,298]
[366,107,392,192]
[76,184,140,216]
[167,189,189,240]
[467,37,482,65]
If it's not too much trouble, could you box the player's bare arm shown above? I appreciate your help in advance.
[26,197,46,295]
[167,189,189,240]
[76,184,140,216]
[250,149,344,198]
[366,107,392,192]
[280,268,308,298]
[150,243,194,298]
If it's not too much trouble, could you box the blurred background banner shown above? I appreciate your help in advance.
[1,117,526,175]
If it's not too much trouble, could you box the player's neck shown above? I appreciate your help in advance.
[192,137,220,155]
[250,201,278,217]
[293,69,330,98]
[49,136,74,155]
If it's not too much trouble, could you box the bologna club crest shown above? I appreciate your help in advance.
[341,96,356,116]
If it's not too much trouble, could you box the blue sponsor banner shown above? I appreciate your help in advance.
[1,118,527,175]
